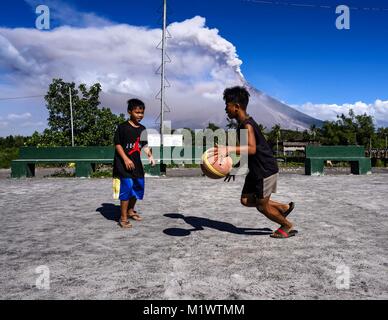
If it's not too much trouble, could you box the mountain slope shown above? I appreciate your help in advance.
[245,82,323,130]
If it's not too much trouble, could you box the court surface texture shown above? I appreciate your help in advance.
[1,173,387,299]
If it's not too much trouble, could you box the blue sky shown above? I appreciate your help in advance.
[0,0,387,136]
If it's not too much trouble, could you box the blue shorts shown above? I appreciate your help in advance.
[119,178,145,201]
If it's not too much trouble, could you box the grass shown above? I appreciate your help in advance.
[278,162,304,167]
[166,163,200,169]
[0,148,19,169]
[46,168,75,178]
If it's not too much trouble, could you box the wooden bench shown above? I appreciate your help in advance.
[11,147,161,178]
[305,145,371,175]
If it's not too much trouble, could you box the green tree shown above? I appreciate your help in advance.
[309,124,321,142]
[321,109,375,147]
[226,118,238,129]
[267,124,281,154]
[207,122,220,131]
[355,113,375,147]
[321,120,340,145]
[376,127,388,148]
[27,79,125,146]
[0,135,30,168]
[0,135,28,148]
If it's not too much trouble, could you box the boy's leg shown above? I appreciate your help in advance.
[119,178,133,228]
[120,200,132,227]
[128,197,142,221]
[241,194,257,207]
[268,200,290,214]
[128,196,137,212]
[241,196,290,213]
[256,196,293,231]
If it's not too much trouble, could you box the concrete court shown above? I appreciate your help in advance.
[0,172,387,300]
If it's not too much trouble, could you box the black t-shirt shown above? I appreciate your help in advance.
[237,117,279,179]
[113,121,148,178]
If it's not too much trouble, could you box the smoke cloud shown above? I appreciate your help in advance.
[0,16,246,133]
[0,5,385,136]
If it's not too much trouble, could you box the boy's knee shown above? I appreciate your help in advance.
[241,196,256,207]
[241,197,249,207]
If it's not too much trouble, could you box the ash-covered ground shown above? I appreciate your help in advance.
[0,171,387,299]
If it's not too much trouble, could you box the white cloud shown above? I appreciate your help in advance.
[0,121,8,129]
[0,4,386,135]
[20,121,45,128]
[0,16,244,130]
[0,35,42,74]
[291,100,388,127]
[24,0,113,28]
[7,113,32,120]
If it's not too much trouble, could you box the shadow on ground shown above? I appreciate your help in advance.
[163,213,273,237]
[96,203,121,222]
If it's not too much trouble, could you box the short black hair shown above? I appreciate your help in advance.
[223,86,250,110]
[127,98,145,112]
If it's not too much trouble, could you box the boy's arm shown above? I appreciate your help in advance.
[143,146,156,166]
[115,144,135,170]
[213,124,256,156]
[230,124,256,155]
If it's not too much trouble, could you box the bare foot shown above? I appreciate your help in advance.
[128,209,143,221]
[119,219,132,229]
[282,222,293,232]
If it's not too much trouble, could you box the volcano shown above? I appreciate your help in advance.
[243,81,323,131]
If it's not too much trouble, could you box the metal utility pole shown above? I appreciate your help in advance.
[154,0,171,174]
[160,0,167,148]
[69,87,74,147]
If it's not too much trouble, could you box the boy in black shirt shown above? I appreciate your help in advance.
[113,99,155,229]
[211,86,297,238]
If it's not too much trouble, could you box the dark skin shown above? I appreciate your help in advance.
[116,106,155,228]
[210,102,294,234]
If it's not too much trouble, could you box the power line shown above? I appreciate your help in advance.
[242,0,388,12]
[0,95,45,101]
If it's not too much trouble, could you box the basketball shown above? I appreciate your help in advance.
[201,148,233,179]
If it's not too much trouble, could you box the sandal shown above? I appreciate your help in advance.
[282,202,295,218]
[270,227,298,238]
[119,219,132,229]
[128,210,143,221]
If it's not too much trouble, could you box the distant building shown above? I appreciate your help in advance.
[281,141,319,156]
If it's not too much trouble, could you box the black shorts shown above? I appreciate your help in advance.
[241,173,278,199]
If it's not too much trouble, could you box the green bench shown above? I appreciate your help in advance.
[11,147,161,178]
[305,145,371,175]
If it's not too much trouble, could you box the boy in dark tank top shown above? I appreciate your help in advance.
[211,86,297,238]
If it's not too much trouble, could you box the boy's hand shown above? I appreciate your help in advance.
[208,144,228,160]
[124,157,135,171]
[148,155,156,167]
